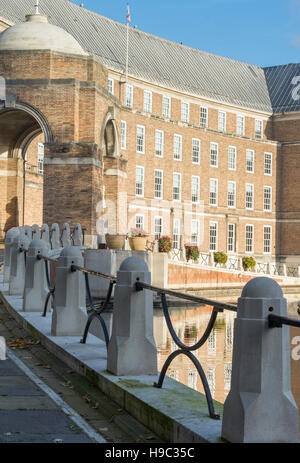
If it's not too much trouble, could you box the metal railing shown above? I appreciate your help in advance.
[70,264,116,348]
[37,254,58,317]
[135,280,237,420]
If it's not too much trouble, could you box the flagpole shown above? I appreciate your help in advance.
[125,3,130,83]
[126,20,129,82]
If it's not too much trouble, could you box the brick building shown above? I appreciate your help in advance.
[0,0,299,263]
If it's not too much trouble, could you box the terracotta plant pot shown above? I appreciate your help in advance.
[128,237,147,251]
[105,234,126,250]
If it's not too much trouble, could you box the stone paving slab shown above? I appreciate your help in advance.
[0,411,93,443]
[0,358,25,376]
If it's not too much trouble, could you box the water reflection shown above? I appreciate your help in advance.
[153,299,300,414]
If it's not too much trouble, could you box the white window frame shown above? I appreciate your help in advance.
[246,149,255,173]
[154,169,163,200]
[144,90,152,113]
[191,219,200,245]
[108,78,114,94]
[120,120,127,150]
[173,218,181,250]
[245,224,254,254]
[209,221,218,252]
[154,216,163,240]
[200,106,208,128]
[162,95,171,118]
[38,142,44,174]
[255,119,263,139]
[135,214,144,231]
[264,186,272,212]
[227,223,236,253]
[181,101,190,123]
[192,138,200,164]
[228,146,236,171]
[218,110,226,132]
[174,134,182,161]
[125,83,133,107]
[136,125,145,154]
[236,114,245,136]
[173,173,181,202]
[209,178,218,206]
[264,152,272,176]
[245,183,254,210]
[210,142,218,168]
[227,181,236,208]
[136,166,144,197]
[263,225,272,254]
[155,130,164,157]
[191,176,200,204]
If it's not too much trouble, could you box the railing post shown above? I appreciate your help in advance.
[32,224,40,240]
[24,225,33,241]
[107,256,157,375]
[51,246,87,336]
[50,223,61,249]
[23,239,50,312]
[61,223,71,247]
[41,224,50,244]
[221,276,299,443]
[3,227,20,284]
[73,223,83,246]
[9,234,30,296]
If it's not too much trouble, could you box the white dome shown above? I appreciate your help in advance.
[0,13,88,56]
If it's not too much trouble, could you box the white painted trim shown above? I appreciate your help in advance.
[44,158,103,167]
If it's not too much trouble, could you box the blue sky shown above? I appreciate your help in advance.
[71,0,300,67]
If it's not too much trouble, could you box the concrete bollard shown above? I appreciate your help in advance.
[9,234,30,296]
[3,227,20,284]
[107,256,157,376]
[61,223,71,247]
[73,223,83,246]
[23,239,50,312]
[32,224,40,240]
[41,224,50,244]
[50,223,61,249]
[221,277,299,443]
[24,225,33,241]
[51,246,87,336]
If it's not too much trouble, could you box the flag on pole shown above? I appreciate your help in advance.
[127,4,131,24]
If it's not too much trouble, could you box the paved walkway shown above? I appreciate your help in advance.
[0,353,96,443]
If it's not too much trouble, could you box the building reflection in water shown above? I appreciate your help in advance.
[154,303,300,412]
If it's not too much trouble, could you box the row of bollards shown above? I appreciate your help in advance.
[1,225,300,443]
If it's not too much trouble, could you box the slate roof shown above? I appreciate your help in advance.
[0,0,298,114]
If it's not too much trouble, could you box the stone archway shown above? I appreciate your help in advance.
[0,102,52,238]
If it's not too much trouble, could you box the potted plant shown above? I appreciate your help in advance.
[128,228,149,251]
[214,251,228,266]
[184,243,200,262]
[158,235,172,253]
[242,256,256,271]
[105,233,127,250]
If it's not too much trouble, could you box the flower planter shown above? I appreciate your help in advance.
[128,237,147,251]
[105,234,126,250]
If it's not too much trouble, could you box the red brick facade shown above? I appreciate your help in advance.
[0,15,299,262]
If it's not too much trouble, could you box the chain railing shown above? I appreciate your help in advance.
[135,279,237,420]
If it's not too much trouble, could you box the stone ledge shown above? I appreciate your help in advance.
[0,272,224,443]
